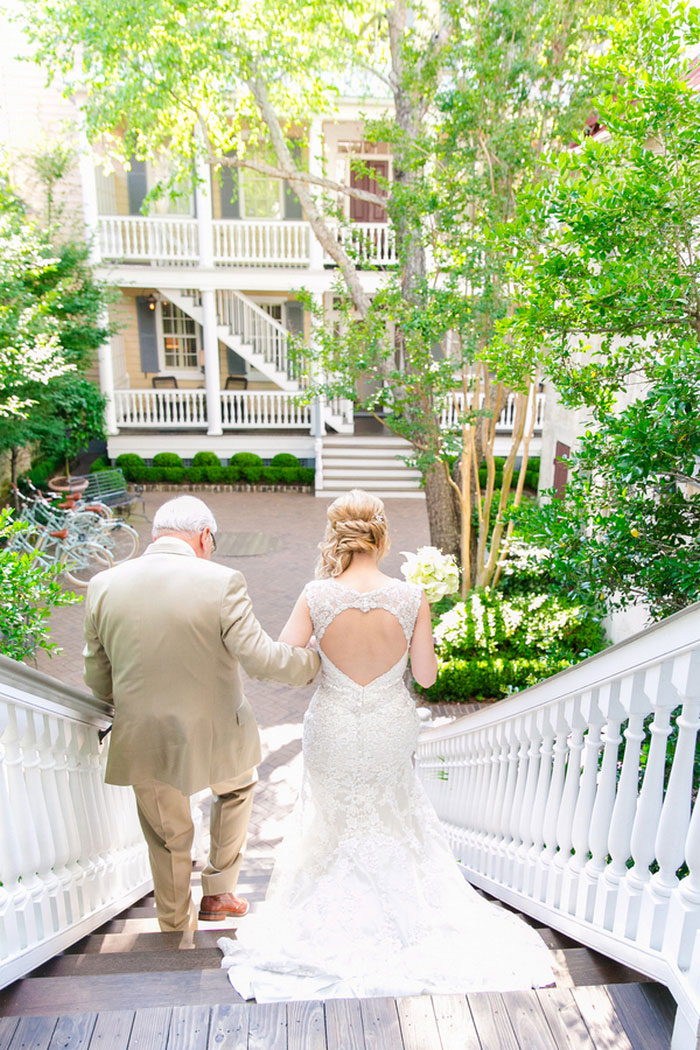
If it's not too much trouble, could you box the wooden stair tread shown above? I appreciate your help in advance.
[550,948,651,988]
[31,947,224,978]
[0,985,674,1049]
[0,968,244,1017]
[64,930,224,954]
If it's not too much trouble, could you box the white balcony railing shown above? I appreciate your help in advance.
[114,388,310,429]
[212,220,310,268]
[99,216,199,265]
[416,602,700,1049]
[220,390,311,428]
[439,390,546,432]
[97,216,396,269]
[0,655,151,988]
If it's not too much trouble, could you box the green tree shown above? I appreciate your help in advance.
[0,181,111,489]
[0,509,80,661]
[505,0,700,616]
[22,0,610,590]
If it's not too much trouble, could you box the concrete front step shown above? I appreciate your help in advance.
[323,468,422,480]
[317,489,426,499]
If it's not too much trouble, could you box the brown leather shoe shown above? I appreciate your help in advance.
[198,893,249,921]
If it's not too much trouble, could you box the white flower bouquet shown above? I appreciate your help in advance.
[400,546,460,603]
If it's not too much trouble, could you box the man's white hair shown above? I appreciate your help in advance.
[152,495,218,538]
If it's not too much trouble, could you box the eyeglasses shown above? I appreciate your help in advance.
[209,530,217,553]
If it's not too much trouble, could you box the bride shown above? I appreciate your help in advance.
[219,489,554,1001]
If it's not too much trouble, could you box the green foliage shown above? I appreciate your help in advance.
[270,453,301,469]
[0,509,81,660]
[0,175,112,483]
[191,451,221,468]
[423,587,606,702]
[229,452,263,483]
[152,452,184,470]
[503,0,700,618]
[90,456,110,472]
[115,453,147,482]
[521,356,700,618]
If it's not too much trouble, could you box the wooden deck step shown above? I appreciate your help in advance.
[0,985,676,1049]
[64,929,224,954]
[29,947,224,979]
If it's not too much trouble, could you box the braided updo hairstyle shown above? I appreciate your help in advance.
[316,489,390,579]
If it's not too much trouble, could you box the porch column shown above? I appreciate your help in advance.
[201,291,222,436]
[195,155,222,435]
[309,291,326,438]
[307,118,324,271]
[78,135,118,436]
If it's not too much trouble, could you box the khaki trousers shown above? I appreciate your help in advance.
[133,768,257,932]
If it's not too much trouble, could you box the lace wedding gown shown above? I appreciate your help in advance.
[219,578,554,1001]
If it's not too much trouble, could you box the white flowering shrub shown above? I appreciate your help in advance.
[424,587,606,702]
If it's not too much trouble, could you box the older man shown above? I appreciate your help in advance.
[83,495,320,932]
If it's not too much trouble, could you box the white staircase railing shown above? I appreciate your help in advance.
[214,290,306,387]
[416,601,700,1049]
[0,655,151,989]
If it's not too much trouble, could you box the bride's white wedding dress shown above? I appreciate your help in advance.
[219,578,554,1001]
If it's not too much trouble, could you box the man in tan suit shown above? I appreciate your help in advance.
[83,495,320,932]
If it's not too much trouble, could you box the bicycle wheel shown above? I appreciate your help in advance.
[98,520,139,563]
[8,526,53,569]
[62,542,114,587]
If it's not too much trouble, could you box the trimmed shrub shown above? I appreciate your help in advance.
[185,466,206,484]
[191,451,221,468]
[229,452,263,483]
[152,452,184,470]
[298,467,315,486]
[160,467,185,484]
[204,465,231,484]
[270,452,301,470]
[115,453,148,482]
[90,456,111,473]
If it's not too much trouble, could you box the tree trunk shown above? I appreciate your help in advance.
[424,463,460,560]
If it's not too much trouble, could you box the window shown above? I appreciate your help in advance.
[161,302,199,369]
[240,166,282,219]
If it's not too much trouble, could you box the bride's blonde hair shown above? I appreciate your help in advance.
[316,489,390,579]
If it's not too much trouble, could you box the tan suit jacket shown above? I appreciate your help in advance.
[83,537,319,795]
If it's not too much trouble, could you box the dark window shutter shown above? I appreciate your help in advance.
[285,301,304,336]
[553,441,570,497]
[127,158,148,215]
[136,297,160,373]
[283,141,303,220]
[220,167,240,219]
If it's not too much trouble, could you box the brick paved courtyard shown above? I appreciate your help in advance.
[32,489,431,861]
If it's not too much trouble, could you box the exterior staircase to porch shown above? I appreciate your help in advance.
[161,288,353,434]
[0,854,676,1050]
[316,435,424,499]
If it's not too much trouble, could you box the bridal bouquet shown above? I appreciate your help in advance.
[400,546,460,604]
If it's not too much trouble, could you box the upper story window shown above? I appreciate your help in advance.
[161,302,199,369]
[240,165,282,219]
[339,141,391,223]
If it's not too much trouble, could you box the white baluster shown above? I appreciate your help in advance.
[564,691,603,917]
[19,710,57,942]
[494,720,520,883]
[514,712,542,893]
[527,708,555,899]
[0,701,24,961]
[483,722,509,879]
[3,706,42,951]
[504,716,530,889]
[641,651,700,952]
[539,702,569,903]
[549,697,585,910]
[616,664,670,939]
[594,673,646,932]
[663,653,700,971]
